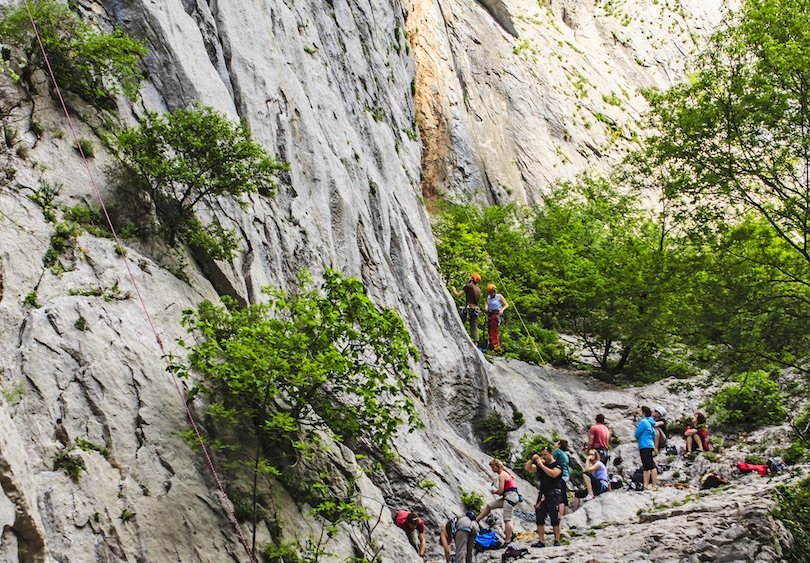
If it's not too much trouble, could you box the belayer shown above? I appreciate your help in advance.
[451,273,482,343]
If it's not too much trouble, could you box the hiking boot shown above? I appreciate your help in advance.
[531,541,545,548]
[553,540,561,546]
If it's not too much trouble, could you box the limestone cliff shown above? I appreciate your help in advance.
[0,1,794,562]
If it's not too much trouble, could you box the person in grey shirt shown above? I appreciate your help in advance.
[440,511,480,563]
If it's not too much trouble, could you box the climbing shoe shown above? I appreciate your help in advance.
[531,541,545,548]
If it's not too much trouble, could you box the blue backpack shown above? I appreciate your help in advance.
[474,529,503,552]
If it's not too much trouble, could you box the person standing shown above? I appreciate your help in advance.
[524,447,564,548]
[451,273,482,344]
[484,284,508,352]
[476,459,518,545]
[393,510,426,559]
[585,414,611,464]
[635,406,658,491]
[552,440,571,521]
[440,511,480,563]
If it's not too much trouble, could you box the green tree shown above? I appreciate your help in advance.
[705,370,786,432]
[179,270,421,552]
[644,0,810,273]
[112,104,288,260]
[0,0,146,104]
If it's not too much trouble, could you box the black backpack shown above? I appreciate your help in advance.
[502,545,529,561]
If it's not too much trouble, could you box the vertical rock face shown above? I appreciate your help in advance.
[0,0,487,560]
[406,0,732,205]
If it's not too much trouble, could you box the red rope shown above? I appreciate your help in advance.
[23,3,255,560]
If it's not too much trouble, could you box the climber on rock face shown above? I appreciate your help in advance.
[394,510,426,559]
[440,511,480,563]
[635,406,659,491]
[484,283,508,353]
[451,273,482,344]
[524,447,564,548]
[585,413,611,464]
[476,458,518,544]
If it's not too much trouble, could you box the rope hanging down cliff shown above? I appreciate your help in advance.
[22,3,256,561]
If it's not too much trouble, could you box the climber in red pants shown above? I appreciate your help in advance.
[485,283,508,352]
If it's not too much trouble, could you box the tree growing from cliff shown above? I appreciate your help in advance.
[112,104,288,260]
[0,0,146,104]
[179,269,421,553]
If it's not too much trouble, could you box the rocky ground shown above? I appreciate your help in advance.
[421,357,805,563]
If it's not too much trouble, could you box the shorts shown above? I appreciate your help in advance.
[488,490,519,521]
[535,492,562,527]
[640,448,657,471]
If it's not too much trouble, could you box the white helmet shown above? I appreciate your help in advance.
[654,406,667,418]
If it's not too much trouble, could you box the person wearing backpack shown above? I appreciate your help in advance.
[635,406,659,491]
[440,511,480,563]
[524,447,564,548]
[451,273,482,343]
[552,440,571,521]
[476,458,519,545]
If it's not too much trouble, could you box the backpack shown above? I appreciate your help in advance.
[700,471,729,490]
[502,545,529,561]
[631,468,644,484]
[474,530,503,552]
[767,457,787,474]
[449,512,476,538]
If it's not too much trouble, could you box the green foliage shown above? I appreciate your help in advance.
[53,451,84,481]
[460,488,484,513]
[512,409,525,428]
[706,371,786,432]
[119,509,136,522]
[23,290,40,308]
[111,104,288,259]
[0,0,146,104]
[75,138,94,158]
[75,438,109,459]
[1,381,25,405]
[744,454,766,465]
[418,479,437,490]
[28,180,61,222]
[473,410,511,461]
[63,204,111,237]
[703,451,721,463]
[74,316,89,331]
[43,221,81,272]
[180,269,420,537]
[773,476,810,563]
[263,538,332,563]
[782,441,808,465]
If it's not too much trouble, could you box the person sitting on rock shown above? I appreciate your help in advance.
[440,511,480,563]
[524,447,564,548]
[393,510,426,559]
[451,273,482,344]
[582,448,610,501]
[653,406,668,455]
[684,412,710,453]
[585,413,611,464]
[476,458,519,545]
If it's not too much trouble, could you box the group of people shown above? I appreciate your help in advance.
[451,273,508,353]
[394,408,712,561]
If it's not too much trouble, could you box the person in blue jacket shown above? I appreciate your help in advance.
[634,406,658,491]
